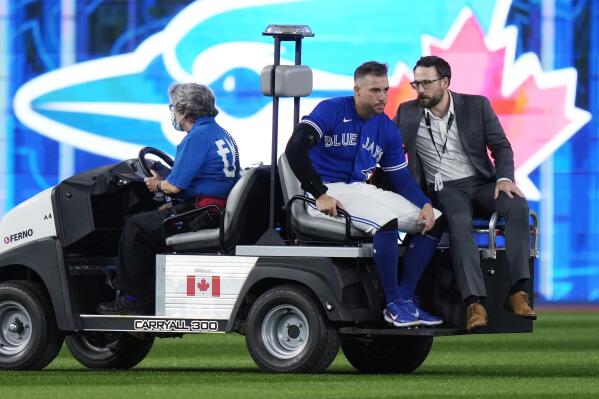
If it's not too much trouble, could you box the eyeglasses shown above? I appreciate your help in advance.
[409,78,443,90]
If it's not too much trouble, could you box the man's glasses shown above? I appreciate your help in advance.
[409,78,443,90]
[168,104,174,111]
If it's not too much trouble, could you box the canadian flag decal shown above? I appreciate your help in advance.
[187,275,220,297]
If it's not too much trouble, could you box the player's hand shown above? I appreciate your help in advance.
[315,194,344,218]
[144,170,162,193]
[494,179,525,199]
[417,203,436,234]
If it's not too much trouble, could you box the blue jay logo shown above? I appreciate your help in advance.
[12,0,499,166]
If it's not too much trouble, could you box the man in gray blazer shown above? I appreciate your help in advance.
[395,56,537,331]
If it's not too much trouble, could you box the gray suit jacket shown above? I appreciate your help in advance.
[395,92,515,193]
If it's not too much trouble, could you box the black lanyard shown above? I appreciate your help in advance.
[425,111,454,159]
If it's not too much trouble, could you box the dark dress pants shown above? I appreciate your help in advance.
[430,177,530,299]
[116,207,172,296]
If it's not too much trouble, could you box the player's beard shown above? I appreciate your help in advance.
[417,90,443,109]
[371,101,386,116]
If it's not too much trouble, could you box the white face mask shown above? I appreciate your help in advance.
[170,111,184,132]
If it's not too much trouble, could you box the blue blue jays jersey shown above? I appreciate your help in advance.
[167,116,240,199]
[300,96,407,183]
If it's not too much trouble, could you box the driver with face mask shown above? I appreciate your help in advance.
[98,83,240,315]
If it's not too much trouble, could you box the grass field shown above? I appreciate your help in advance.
[1,311,598,399]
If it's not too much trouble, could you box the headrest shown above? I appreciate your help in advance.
[260,65,313,97]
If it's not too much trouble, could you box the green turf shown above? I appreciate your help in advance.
[1,311,598,399]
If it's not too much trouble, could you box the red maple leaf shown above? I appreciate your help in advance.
[197,278,210,292]
[385,9,590,199]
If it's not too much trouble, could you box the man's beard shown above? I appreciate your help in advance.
[372,104,385,115]
[417,92,442,109]
[366,102,385,117]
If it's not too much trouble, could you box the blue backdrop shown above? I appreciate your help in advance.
[1,0,597,303]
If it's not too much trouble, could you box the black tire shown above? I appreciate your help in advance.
[245,284,340,373]
[0,280,64,370]
[342,335,433,373]
[65,332,154,369]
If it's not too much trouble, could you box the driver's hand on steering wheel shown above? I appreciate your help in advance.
[158,202,173,211]
[144,170,162,193]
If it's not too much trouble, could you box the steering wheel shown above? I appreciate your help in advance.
[138,147,175,177]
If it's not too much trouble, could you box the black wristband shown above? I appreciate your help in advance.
[308,180,328,199]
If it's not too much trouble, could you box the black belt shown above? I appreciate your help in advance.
[427,175,486,190]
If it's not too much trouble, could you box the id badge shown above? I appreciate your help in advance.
[434,172,444,191]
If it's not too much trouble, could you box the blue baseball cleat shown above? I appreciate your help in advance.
[401,298,443,326]
[383,301,419,328]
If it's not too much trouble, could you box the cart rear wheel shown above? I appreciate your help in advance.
[66,332,154,369]
[342,335,433,373]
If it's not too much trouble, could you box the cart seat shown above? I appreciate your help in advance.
[165,166,270,252]
[278,153,370,243]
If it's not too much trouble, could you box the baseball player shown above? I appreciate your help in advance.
[285,61,444,327]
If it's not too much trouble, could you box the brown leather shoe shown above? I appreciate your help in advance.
[466,303,488,331]
[504,291,537,320]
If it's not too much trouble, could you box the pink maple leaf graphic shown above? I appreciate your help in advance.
[385,65,414,119]
[386,8,590,200]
